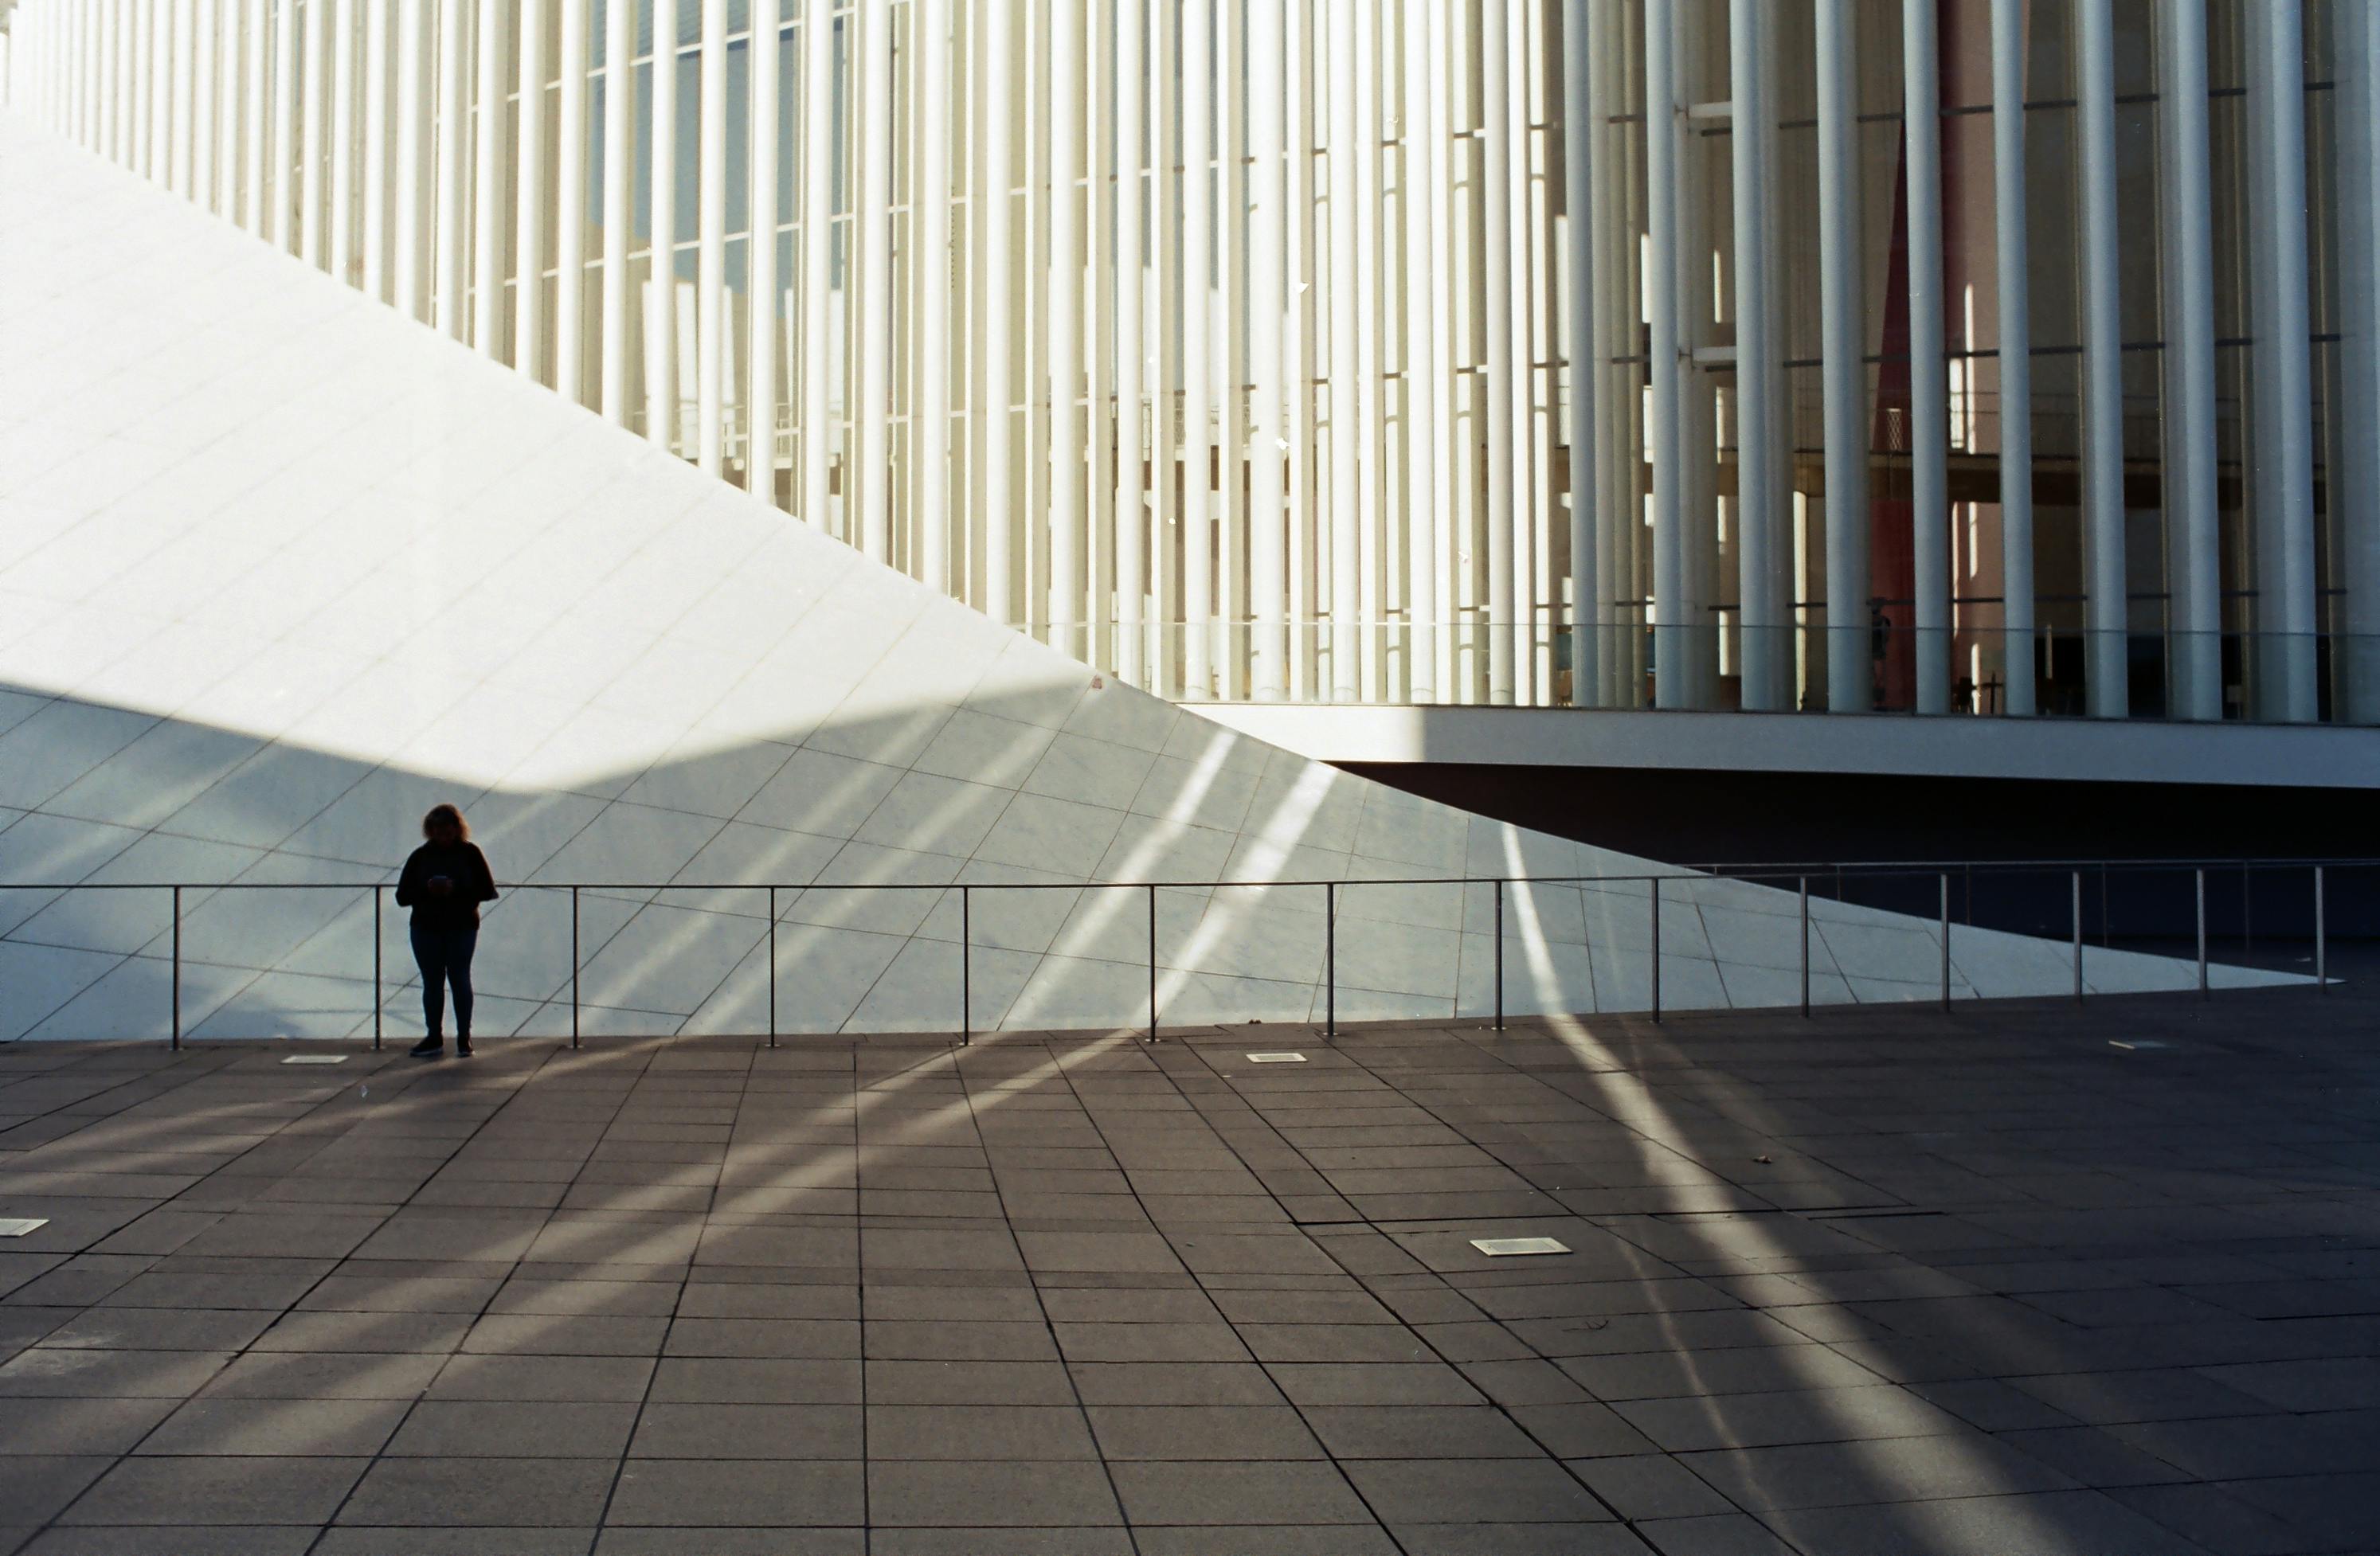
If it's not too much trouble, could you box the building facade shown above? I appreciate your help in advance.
[6,0,2376,726]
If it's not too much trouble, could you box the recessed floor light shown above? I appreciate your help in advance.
[280,1055,350,1065]
[0,1218,49,1237]
[2108,1039,2171,1051]
[1246,1052,1307,1064]
[1470,1236,1570,1257]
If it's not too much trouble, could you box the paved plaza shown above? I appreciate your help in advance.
[0,986,2374,1555]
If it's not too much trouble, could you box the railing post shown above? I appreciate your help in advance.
[1799,876,1810,1017]
[2196,866,2208,997]
[372,886,382,1051]
[170,885,182,1051]
[2315,865,2327,994]
[2072,870,2084,1001]
[1325,882,1336,1039]
[570,886,581,1050]
[1146,883,1159,1041]
[1940,872,1951,1011]
[960,885,971,1046]
[767,885,777,1048]
[1650,877,1662,1025]
[1493,879,1505,1031]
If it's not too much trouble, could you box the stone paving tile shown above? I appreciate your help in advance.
[0,988,2374,1554]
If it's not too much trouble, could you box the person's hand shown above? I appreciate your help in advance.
[427,875,453,897]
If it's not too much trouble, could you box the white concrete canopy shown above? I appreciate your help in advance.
[0,119,2296,1041]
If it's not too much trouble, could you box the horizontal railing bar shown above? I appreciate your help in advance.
[7,858,2374,893]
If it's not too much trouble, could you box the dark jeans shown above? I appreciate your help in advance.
[409,921,478,1038]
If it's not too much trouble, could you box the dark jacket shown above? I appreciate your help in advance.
[394,842,499,930]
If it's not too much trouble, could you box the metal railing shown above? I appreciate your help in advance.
[8,857,2364,1050]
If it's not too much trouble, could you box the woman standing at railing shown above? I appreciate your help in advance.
[395,804,498,1058]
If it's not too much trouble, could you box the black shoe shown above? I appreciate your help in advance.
[409,1036,445,1058]
[456,1037,474,1058]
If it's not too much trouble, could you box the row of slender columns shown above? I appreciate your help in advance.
[7,0,2365,724]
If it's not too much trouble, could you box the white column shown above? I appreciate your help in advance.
[2339,0,2380,722]
[1478,0,1517,705]
[749,0,783,500]
[696,0,727,468]
[194,0,218,205]
[174,0,195,196]
[2075,0,2125,717]
[243,0,267,231]
[1904,0,1949,714]
[362,0,390,299]
[303,0,329,265]
[648,0,679,444]
[433,0,467,335]
[1991,0,2033,716]
[515,0,549,381]
[472,0,508,354]
[2249,0,2317,721]
[1181,0,1213,690]
[1818,0,1856,713]
[1324,0,1360,701]
[2159,0,2218,721]
[1111,0,1144,675]
[394,0,430,319]
[801,0,836,532]
[1644,0,1688,708]
[1403,0,1440,704]
[1560,0,1596,708]
[271,0,295,248]
[1426,0,1455,698]
[599,0,632,417]
[331,0,358,280]
[553,0,588,401]
[1247,0,1286,698]
[217,0,241,211]
[1047,0,1084,640]
[1729,0,1780,710]
[858,0,892,560]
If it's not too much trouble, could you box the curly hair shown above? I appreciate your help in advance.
[421,803,470,841]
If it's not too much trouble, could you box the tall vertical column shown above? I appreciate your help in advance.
[1904,0,1950,714]
[331,0,357,280]
[303,0,328,265]
[1644,0,1688,708]
[553,0,588,401]
[599,0,632,417]
[217,0,241,211]
[1112,0,1145,676]
[362,0,390,299]
[1181,0,1214,690]
[194,0,218,205]
[858,0,892,560]
[1404,0,1440,704]
[434,0,466,335]
[241,0,265,230]
[2339,0,2380,722]
[696,0,728,468]
[2160,0,2218,721]
[2249,0,2317,722]
[802,0,837,532]
[749,0,783,500]
[1247,0,1286,698]
[472,0,507,354]
[1560,0,1597,708]
[1729,0,1781,710]
[270,0,295,247]
[515,0,549,381]
[395,0,431,319]
[1991,0,2034,715]
[1325,0,1361,701]
[174,0,195,196]
[1479,0,1517,705]
[648,0,679,444]
[2076,0,2126,716]
[1808,0,1865,713]
[1047,0,1085,641]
